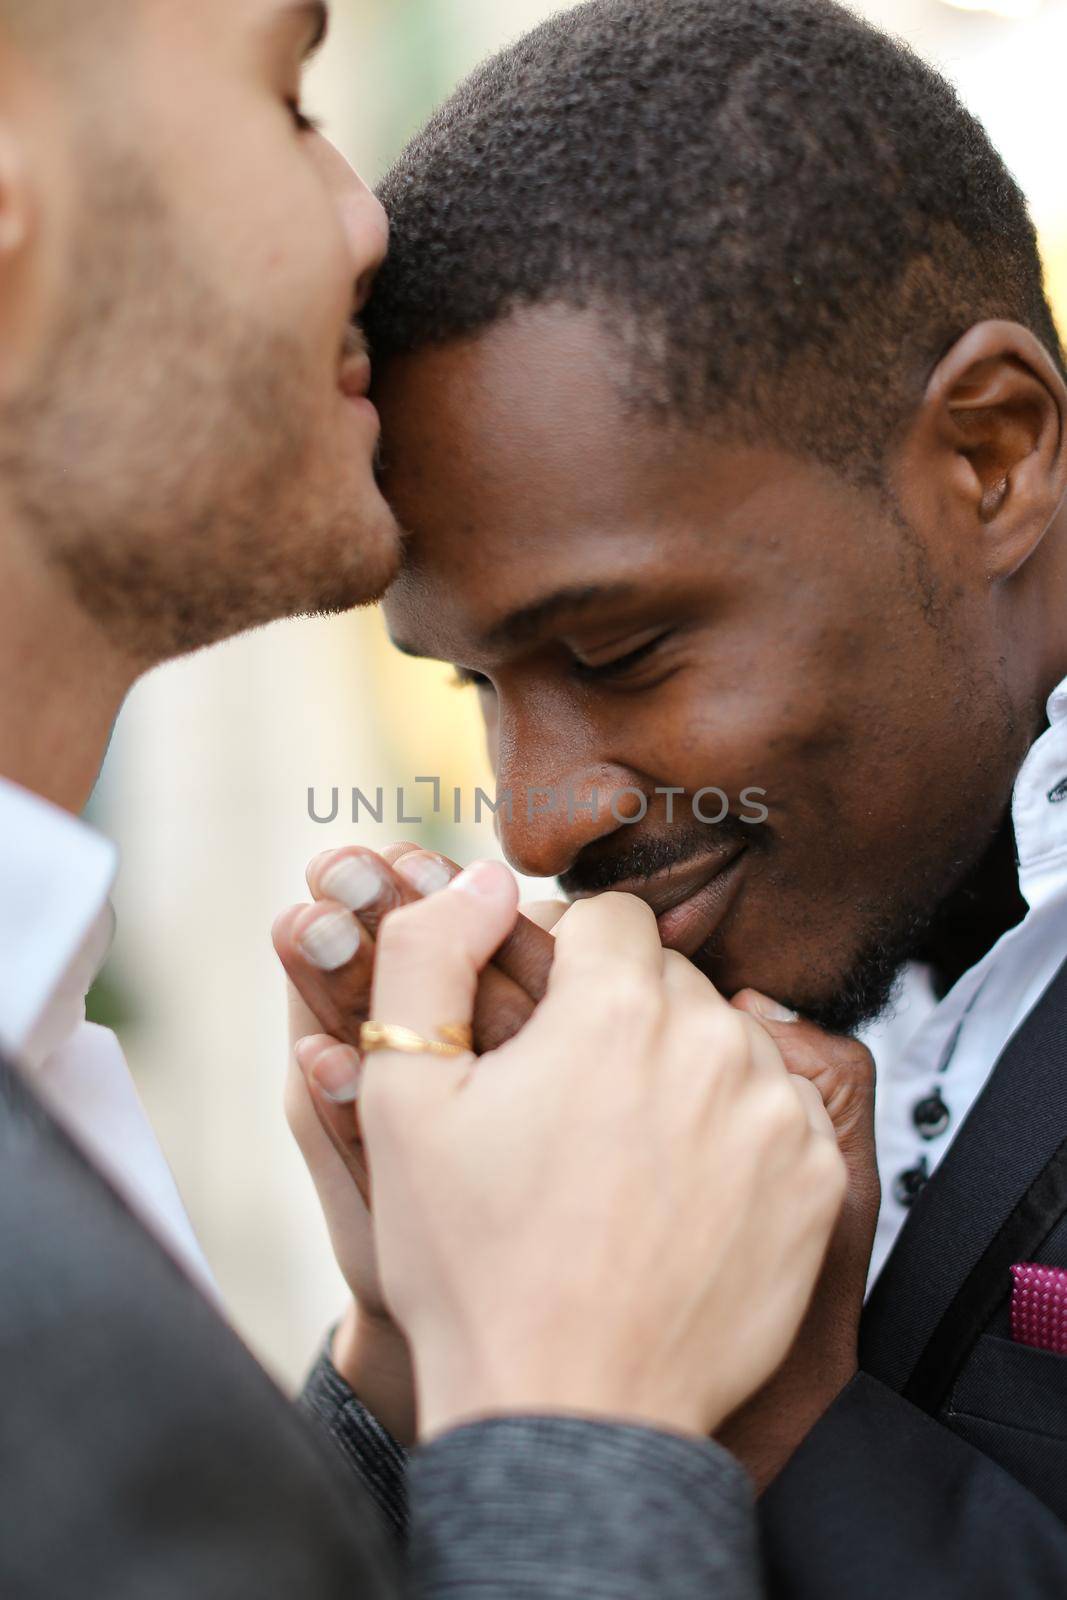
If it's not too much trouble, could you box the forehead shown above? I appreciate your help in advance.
[378,306,658,567]
[376,305,843,657]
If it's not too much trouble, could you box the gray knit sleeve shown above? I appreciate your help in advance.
[408,1414,763,1600]
[303,1350,763,1599]
[300,1347,410,1541]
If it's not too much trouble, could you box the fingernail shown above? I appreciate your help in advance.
[394,853,455,895]
[450,859,507,898]
[303,1040,362,1105]
[299,909,362,972]
[319,854,384,912]
[749,992,799,1023]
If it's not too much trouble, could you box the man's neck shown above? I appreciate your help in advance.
[915,812,1029,999]
[0,528,137,815]
[918,539,1067,994]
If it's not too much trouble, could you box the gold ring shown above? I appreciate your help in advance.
[360,1021,474,1058]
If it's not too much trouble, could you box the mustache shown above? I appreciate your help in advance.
[558,816,752,898]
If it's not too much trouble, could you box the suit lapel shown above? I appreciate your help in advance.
[860,956,1067,1395]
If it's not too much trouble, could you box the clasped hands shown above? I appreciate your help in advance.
[273,843,879,1486]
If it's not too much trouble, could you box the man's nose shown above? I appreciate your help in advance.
[312,136,390,313]
[496,763,639,882]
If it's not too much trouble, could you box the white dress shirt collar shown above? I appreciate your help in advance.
[1013,674,1067,911]
[0,775,218,1304]
[0,777,116,1065]
[864,669,1067,1287]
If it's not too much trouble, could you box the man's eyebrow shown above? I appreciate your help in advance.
[481,583,643,650]
[391,584,644,663]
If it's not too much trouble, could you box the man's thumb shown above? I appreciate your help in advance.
[360,860,520,1126]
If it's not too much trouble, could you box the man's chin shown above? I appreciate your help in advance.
[301,502,404,617]
[689,938,910,1039]
[784,966,908,1038]
[157,509,405,659]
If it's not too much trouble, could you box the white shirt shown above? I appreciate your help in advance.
[863,673,1067,1288]
[0,777,218,1303]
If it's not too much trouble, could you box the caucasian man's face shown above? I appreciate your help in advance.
[0,0,400,660]
[379,306,1040,1033]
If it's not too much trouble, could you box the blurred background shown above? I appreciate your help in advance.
[91,0,1067,1387]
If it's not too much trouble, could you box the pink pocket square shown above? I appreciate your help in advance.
[1011,1263,1067,1356]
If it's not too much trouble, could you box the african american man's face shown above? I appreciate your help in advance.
[378,305,1045,1032]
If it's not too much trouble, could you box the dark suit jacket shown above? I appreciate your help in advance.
[0,1052,760,1599]
[760,954,1067,1597]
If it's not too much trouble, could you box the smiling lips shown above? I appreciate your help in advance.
[571,844,748,959]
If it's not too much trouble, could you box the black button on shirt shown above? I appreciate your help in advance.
[893,1158,929,1209]
[912,1089,951,1140]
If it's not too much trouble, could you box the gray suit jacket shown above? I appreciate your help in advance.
[0,1052,761,1598]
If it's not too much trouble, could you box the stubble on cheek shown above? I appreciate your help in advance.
[0,144,393,661]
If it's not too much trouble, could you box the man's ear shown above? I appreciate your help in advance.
[896,320,1067,582]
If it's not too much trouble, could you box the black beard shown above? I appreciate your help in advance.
[757,810,1026,1038]
[778,903,932,1036]
[556,801,1028,1042]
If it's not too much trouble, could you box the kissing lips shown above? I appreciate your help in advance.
[338,345,380,428]
[653,849,748,957]
[571,845,749,960]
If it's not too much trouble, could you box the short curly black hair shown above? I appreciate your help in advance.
[366,0,1065,483]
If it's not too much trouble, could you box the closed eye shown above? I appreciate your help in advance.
[572,631,672,682]
[450,631,675,691]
